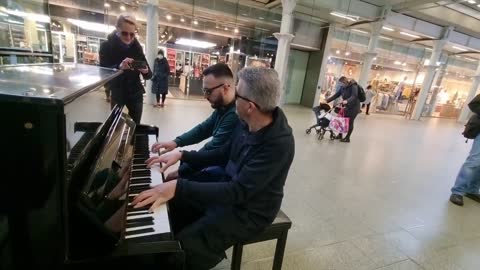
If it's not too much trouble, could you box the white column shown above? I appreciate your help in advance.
[274,0,296,105]
[145,0,159,105]
[357,21,383,88]
[458,62,480,123]
[411,26,452,120]
[313,24,336,105]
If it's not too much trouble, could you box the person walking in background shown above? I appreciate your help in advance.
[152,49,170,107]
[450,93,480,206]
[326,78,360,143]
[362,85,376,115]
[99,14,152,124]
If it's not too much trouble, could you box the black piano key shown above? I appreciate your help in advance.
[127,211,150,217]
[129,184,150,189]
[126,216,154,224]
[126,220,154,229]
[127,205,150,212]
[125,227,155,236]
[130,179,151,184]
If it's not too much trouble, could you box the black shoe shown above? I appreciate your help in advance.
[340,138,350,143]
[450,194,464,206]
[336,134,343,140]
[465,193,480,203]
[366,113,370,115]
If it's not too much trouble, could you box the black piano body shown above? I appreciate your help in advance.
[0,63,182,269]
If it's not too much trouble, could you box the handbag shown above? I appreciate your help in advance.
[328,107,350,134]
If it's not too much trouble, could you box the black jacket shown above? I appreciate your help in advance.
[464,94,480,139]
[177,107,295,229]
[326,82,361,117]
[151,57,170,95]
[99,31,152,104]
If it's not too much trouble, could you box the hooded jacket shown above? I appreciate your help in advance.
[99,31,152,104]
[176,107,295,227]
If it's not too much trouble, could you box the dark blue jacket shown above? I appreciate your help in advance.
[177,107,295,228]
[151,57,170,95]
[326,82,361,117]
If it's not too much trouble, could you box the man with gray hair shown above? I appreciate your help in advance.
[132,67,295,269]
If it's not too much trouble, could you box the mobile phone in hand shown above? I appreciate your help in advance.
[131,60,147,70]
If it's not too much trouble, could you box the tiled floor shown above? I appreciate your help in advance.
[83,90,480,270]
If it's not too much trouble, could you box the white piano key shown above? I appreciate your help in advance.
[126,213,153,220]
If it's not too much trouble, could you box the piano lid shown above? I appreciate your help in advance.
[0,63,122,105]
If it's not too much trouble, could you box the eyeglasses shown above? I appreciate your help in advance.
[235,92,261,110]
[202,83,224,96]
[120,31,136,38]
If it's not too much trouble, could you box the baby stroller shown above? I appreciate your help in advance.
[305,103,341,140]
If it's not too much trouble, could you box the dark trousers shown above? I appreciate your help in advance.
[169,169,253,270]
[346,113,357,139]
[110,100,143,124]
[156,93,166,104]
[362,103,371,114]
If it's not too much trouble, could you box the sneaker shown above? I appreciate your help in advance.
[449,194,464,206]
[465,193,480,203]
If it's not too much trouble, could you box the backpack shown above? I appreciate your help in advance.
[463,114,480,140]
[357,84,366,103]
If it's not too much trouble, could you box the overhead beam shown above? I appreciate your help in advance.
[392,0,449,12]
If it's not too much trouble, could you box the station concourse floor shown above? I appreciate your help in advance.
[86,90,480,270]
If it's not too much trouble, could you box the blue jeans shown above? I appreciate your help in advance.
[451,134,480,195]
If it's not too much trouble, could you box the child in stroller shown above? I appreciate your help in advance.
[306,103,341,140]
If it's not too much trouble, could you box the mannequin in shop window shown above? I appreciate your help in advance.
[394,76,407,102]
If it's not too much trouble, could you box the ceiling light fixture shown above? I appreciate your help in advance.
[104,3,110,8]
[166,14,172,20]
[224,27,228,30]
[175,38,216,49]
[400,31,420,38]
[382,26,394,31]
[468,0,476,3]
[452,45,468,51]
[120,5,126,11]
[379,36,393,40]
[67,18,114,33]
[330,11,358,22]
[352,29,368,34]
[180,17,185,22]
[193,20,198,25]
[234,28,239,33]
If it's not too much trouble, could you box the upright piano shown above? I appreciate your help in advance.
[0,63,183,269]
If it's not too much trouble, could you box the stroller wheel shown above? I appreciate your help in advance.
[318,130,325,140]
[305,129,311,134]
[315,129,321,134]
[330,133,336,140]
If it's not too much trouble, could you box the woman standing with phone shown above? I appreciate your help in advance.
[99,14,152,124]
[151,49,170,107]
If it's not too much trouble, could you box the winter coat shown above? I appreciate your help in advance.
[151,57,170,95]
[99,31,152,104]
[326,82,361,118]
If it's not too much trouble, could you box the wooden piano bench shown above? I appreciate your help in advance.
[230,209,292,270]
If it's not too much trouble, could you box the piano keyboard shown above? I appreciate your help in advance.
[124,134,171,240]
